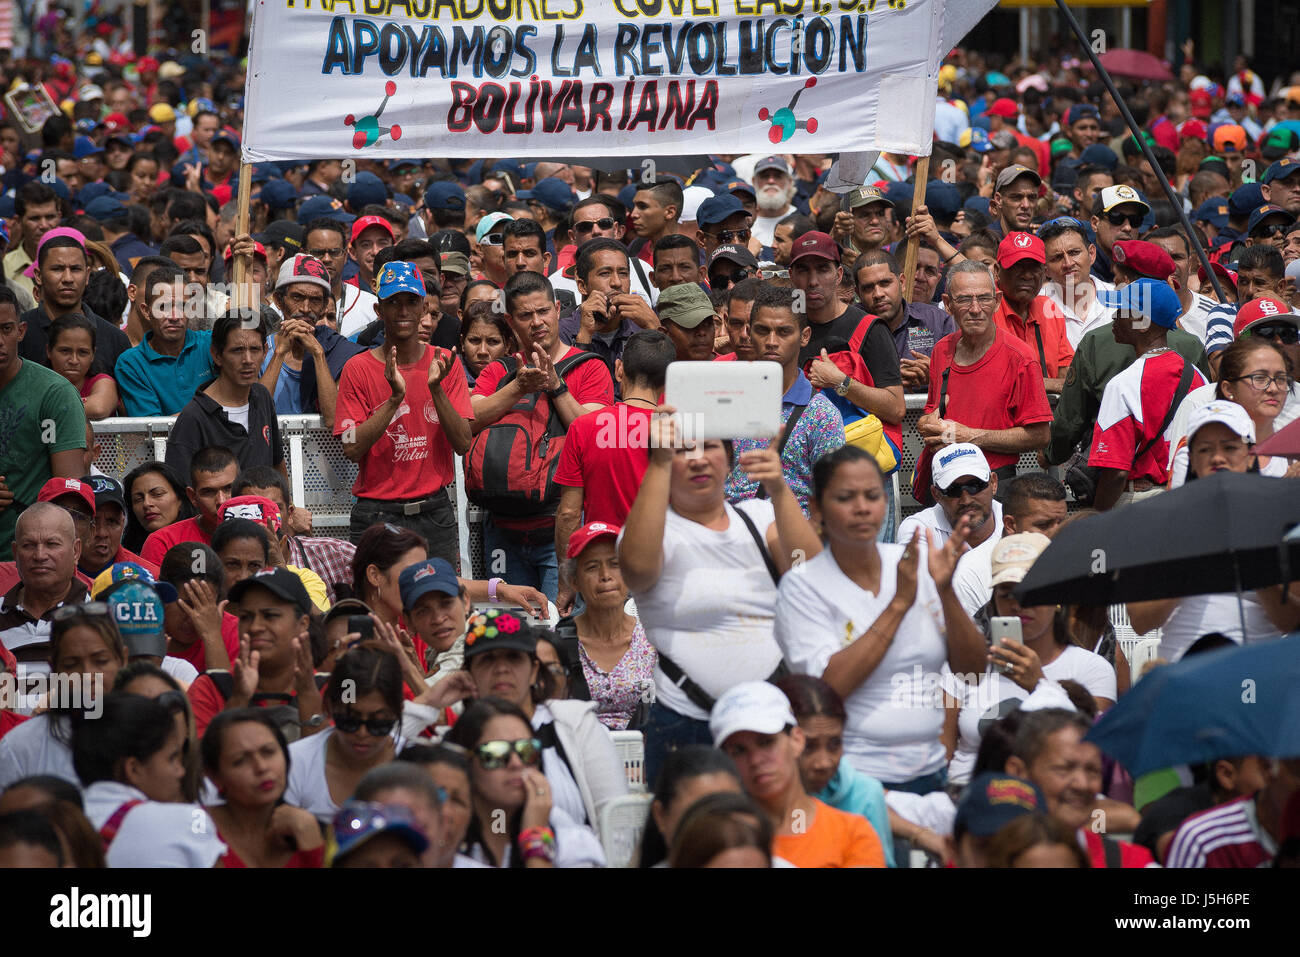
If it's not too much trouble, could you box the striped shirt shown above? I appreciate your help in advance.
[1165,795,1275,868]
[1203,303,1238,356]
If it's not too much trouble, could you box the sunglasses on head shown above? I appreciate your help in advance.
[52,601,111,622]
[480,234,505,247]
[333,712,397,737]
[938,478,990,498]
[1105,211,1145,228]
[474,737,543,770]
[1248,323,1300,344]
[573,217,617,234]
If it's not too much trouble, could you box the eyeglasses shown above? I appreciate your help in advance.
[1247,324,1300,344]
[938,478,990,498]
[1253,223,1290,239]
[60,506,93,525]
[305,247,344,260]
[473,737,543,770]
[712,268,749,285]
[333,712,397,737]
[573,217,617,234]
[1104,211,1145,228]
[52,602,111,622]
[709,227,752,244]
[479,234,505,247]
[1233,372,1296,391]
[949,294,999,309]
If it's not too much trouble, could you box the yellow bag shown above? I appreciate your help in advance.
[844,414,898,474]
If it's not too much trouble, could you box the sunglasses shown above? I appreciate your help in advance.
[710,228,752,244]
[1253,223,1290,239]
[479,234,505,247]
[1105,211,1145,228]
[474,737,543,770]
[712,268,750,285]
[52,601,111,622]
[333,712,397,737]
[573,217,617,234]
[938,478,990,498]
[1248,324,1300,344]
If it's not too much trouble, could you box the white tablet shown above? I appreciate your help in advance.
[664,361,783,440]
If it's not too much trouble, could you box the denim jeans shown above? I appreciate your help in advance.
[483,517,559,603]
[881,472,898,544]
[351,490,460,572]
[642,701,715,788]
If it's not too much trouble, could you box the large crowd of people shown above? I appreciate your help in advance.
[0,12,1299,872]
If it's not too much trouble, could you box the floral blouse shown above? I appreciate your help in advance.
[578,620,657,731]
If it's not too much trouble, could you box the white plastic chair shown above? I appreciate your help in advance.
[1108,604,1162,667]
[610,730,646,793]
[598,793,654,868]
[1129,638,1162,681]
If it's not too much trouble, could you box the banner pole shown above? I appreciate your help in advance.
[232,161,252,309]
[902,156,931,303]
[1052,0,1224,301]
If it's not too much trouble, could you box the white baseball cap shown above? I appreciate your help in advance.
[710,681,797,748]
[989,532,1052,587]
[1187,399,1256,444]
[931,443,992,491]
[679,185,715,223]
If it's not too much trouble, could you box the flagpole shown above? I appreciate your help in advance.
[232,161,252,309]
[1052,0,1224,301]
[902,156,932,303]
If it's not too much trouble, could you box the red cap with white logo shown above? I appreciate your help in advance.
[996,231,1045,269]
[36,477,96,515]
[566,521,621,559]
[1234,297,1300,338]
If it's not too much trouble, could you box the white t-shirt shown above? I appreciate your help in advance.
[532,702,588,826]
[284,729,407,824]
[1167,383,1295,488]
[1157,592,1284,661]
[1043,279,1113,349]
[626,499,783,721]
[225,403,250,431]
[897,499,1003,550]
[0,713,77,790]
[550,263,657,308]
[84,780,226,867]
[338,283,381,338]
[464,804,606,868]
[161,655,199,686]
[950,526,1007,617]
[944,646,1117,786]
[1178,292,1218,345]
[753,208,794,246]
[774,544,950,783]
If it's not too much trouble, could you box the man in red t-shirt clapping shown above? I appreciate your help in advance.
[918,261,1053,493]
[334,261,473,567]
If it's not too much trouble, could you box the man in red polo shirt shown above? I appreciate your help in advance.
[994,232,1074,392]
[919,260,1053,491]
[140,446,240,566]
[985,98,1050,174]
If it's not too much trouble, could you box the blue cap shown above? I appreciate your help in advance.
[884,181,914,207]
[491,158,524,181]
[617,183,639,211]
[49,178,71,202]
[375,260,425,301]
[73,135,103,159]
[91,561,179,604]
[964,195,991,217]
[725,178,755,198]
[388,158,420,172]
[925,181,962,220]
[1228,183,1265,219]
[0,195,14,219]
[398,558,460,611]
[522,161,539,180]
[1111,277,1182,329]
[84,194,129,221]
[1263,157,1300,185]
[965,127,994,154]
[75,118,98,135]
[331,801,429,863]
[392,193,414,209]
[249,163,279,185]
[953,773,1046,839]
[1193,198,1230,229]
[696,193,746,227]
[77,181,114,206]
[346,171,388,210]
[211,130,240,151]
[1079,143,1119,171]
[297,194,354,225]
[258,178,298,211]
[516,176,576,212]
[1248,203,1295,235]
[106,581,167,659]
[423,180,466,211]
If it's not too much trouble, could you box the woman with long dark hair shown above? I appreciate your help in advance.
[123,461,195,554]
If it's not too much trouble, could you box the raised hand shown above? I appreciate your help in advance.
[385,346,407,403]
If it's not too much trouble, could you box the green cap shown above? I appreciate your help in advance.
[439,251,469,276]
[848,185,889,210]
[656,282,715,329]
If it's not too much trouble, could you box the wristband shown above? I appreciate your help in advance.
[548,380,569,398]
[518,826,556,864]
[488,578,503,602]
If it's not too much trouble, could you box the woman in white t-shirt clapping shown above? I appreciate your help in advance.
[943,532,1118,787]
[619,406,823,784]
[774,445,985,794]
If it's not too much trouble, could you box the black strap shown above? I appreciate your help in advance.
[732,504,780,586]
[1133,356,1195,466]
[1032,323,1047,377]
[1102,835,1123,869]
[755,404,807,501]
[656,652,789,716]
[629,254,652,298]
[534,720,588,825]
[938,365,951,419]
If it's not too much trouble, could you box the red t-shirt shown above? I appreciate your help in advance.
[219,842,324,869]
[1082,830,1156,868]
[993,295,1074,378]
[714,352,738,362]
[334,346,474,500]
[141,517,213,568]
[168,613,241,674]
[1089,350,1207,484]
[1012,130,1051,175]
[553,403,652,527]
[924,330,1054,471]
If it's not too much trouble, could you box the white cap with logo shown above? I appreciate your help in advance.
[1187,399,1256,444]
[710,681,797,748]
[931,443,992,491]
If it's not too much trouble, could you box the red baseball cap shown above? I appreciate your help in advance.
[1111,240,1175,281]
[566,521,620,559]
[1234,297,1300,337]
[217,495,283,534]
[987,97,1019,119]
[350,215,395,244]
[223,240,267,262]
[1198,261,1238,293]
[996,231,1045,269]
[100,112,130,134]
[37,477,96,515]
[1178,119,1208,142]
[789,231,841,265]
[1190,89,1214,119]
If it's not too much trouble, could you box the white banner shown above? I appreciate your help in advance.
[242,0,997,164]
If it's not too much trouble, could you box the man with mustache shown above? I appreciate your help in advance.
[994,233,1074,393]
[751,156,800,248]
[896,442,1002,553]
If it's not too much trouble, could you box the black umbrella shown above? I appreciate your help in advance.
[1014,472,1300,607]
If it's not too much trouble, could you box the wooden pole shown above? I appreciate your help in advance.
[232,160,252,311]
[901,155,931,304]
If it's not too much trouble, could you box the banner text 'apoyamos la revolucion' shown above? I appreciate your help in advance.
[243,0,960,160]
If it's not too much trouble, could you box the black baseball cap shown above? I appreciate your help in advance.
[228,567,312,616]
[82,474,125,511]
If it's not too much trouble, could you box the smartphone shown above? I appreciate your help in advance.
[347,615,374,641]
[990,616,1023,647]
[664,360,782,440]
